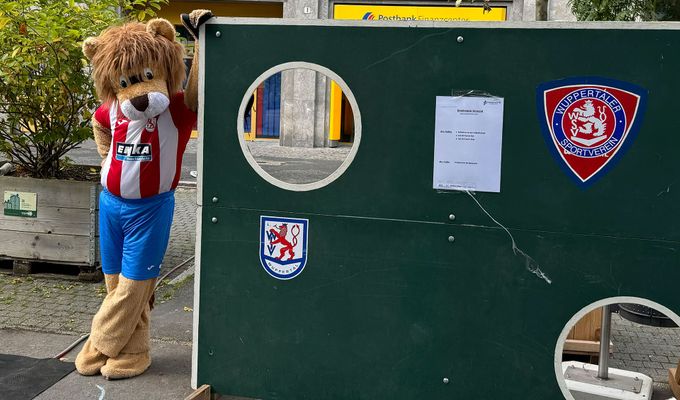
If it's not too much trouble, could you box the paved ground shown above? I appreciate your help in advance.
[2,329,193,400]
[609,312,680,399]
[610,313,680,383]
[245,140,352,184]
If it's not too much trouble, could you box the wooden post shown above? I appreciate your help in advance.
[184,384,210,400]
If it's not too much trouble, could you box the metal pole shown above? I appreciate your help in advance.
[598,305,611,379]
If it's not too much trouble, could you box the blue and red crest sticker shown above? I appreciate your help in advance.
[260,216,308,280]
[537,77,647,187]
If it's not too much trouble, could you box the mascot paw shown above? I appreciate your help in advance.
[101,351,151,380]
[75,340,108,376]
[181,9,214,39]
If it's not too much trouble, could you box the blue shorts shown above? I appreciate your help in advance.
[99,189,175,281]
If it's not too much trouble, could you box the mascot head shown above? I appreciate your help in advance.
[82,19,185,120]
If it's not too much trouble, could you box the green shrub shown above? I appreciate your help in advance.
[0,0,166,178]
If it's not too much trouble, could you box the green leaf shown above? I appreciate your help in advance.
[0,0,137,178]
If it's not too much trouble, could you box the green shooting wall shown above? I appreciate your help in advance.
[196,19,680,399]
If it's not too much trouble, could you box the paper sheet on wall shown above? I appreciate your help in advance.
[433,96,504,192]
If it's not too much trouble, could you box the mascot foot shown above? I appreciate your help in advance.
[75,339,108,376]
[101,351,151,380]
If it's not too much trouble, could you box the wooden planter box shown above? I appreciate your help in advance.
[0,175,100,278]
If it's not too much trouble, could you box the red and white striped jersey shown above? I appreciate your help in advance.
[94,93,196,199]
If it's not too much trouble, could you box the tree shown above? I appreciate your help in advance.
[0,0,166,178]
[569,0,680,21]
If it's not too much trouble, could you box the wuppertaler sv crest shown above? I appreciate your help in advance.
[260,216,309,280]
[537,77,647,187]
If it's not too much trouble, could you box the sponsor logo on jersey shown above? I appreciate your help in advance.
[537,77,647,187]
[145,117,157,132]
[116,142,152,162]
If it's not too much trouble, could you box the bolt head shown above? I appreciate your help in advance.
[211,217,218,223]
[457,36,464,43]
[215,31,221,38]
[443,377,450,384]
[448,236,455,243]
[448,214,456,221]
[212,197,219,203]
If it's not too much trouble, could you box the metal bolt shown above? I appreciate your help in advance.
[443,377,450,384]
[448,236,455,243]
[215,31,221,38]
[212,197,219,203]
[211,217,218,224]
[448,214,456,221]
[457,36,464,43]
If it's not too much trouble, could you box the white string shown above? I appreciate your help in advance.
[465,190,552,284]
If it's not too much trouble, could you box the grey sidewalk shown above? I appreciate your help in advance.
[2,329,193,400]
[608,312,680,399]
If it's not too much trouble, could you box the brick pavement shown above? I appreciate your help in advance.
[0,187,197,336]
[610,311,680,384]
[0,276,103,334]
[160,187,197,273]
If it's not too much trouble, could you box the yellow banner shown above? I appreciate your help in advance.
[333,4,506,22]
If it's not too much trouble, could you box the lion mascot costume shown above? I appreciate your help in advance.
[75,10,212,380]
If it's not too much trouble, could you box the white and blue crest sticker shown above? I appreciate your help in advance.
[260,216,309,280]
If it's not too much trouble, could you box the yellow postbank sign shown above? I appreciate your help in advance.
[333,4,507,22]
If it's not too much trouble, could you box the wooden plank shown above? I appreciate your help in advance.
[184,384,210,400]
[568,308,602,342]
[0,230,91,265]
[563,339,614,355]
[669,368,680,399]
[0,206,92,236]
[0,176,99,209]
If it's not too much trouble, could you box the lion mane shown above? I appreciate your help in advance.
[84,20,186,104]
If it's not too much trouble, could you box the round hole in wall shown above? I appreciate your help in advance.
[237,62,361,191]
[555,297,680,400]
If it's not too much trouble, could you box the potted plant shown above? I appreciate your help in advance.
[0,0,165,279]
